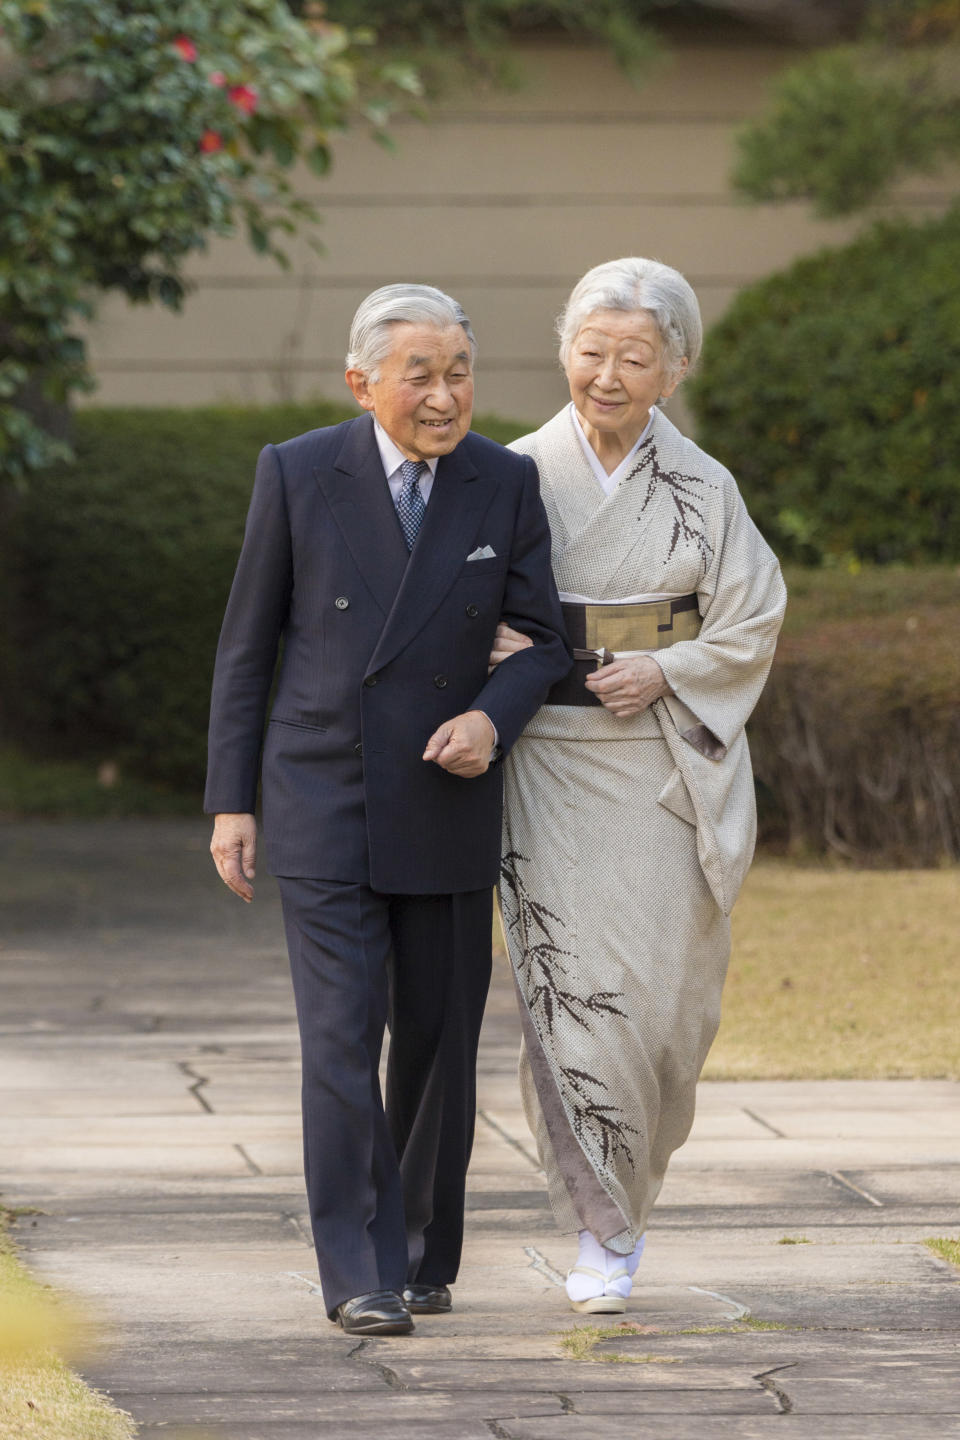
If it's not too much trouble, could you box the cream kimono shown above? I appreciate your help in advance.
[501,405,786,1252]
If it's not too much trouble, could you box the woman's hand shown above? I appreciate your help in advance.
[489,621,533,669]
[584,654,672,717]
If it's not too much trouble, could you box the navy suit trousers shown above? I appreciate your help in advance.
[277,877,492,1316]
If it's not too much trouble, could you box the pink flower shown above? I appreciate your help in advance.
[173,35,197,62]
[208,71,227,87]
[228,84,258,115]
[199,130,224,153]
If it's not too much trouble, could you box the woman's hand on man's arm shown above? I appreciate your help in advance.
[488,621,534,670]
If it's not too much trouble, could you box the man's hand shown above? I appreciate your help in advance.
[584,655,673,717]
[423,710,497,777]
[488,621,534,670]
[211,812,257,902]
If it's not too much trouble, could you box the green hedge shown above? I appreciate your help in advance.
[749,567,960,864]
[2,406,958,863]
[688,205,960,565]
[0,403,529,792]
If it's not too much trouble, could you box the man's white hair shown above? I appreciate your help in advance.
[557,257,702,387]
[346,283,478,381]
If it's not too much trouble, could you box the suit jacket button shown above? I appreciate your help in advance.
[353,742,363,755]
[433,674,448,689]
[465,604,479,617]
[335,596,350,610]
[364,674,378,688]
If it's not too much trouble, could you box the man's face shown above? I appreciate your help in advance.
[346,322,474,462]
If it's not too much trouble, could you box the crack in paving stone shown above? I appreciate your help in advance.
[234,1143,262,1175]
[283,1211,312,1247]
[487,1413,568,1437]
[524,1245,566,1287]
[179,1061,214,1113]
[741,1107,785,1138]
[285,1272,324,1296]
[688,1286,751,1320]
[825,1170,884,1207]
[477,1110,542,1170]
[556,1393,576,1413]
[347,1338,407,1391]
[753,1361,797,1414]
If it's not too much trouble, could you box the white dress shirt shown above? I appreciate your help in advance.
[373,419,499,753]
[374,421,439,504]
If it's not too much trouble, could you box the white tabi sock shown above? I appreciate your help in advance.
[565,1230,646,1302]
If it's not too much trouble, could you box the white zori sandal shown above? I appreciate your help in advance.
[565,1231,645,1314]
[566,1263,630,1314]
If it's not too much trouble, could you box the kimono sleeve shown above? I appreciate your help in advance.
[655,472,786,759]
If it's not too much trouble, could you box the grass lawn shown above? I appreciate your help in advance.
[923,1238,960,1268]
[705,860,960,1080]
[0,1213,135,1440]
[0,747,199,821]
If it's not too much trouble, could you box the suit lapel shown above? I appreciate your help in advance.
[369,437,497,675]
[315,414,409,617]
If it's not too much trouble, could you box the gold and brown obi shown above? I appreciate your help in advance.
[547,594,701,707]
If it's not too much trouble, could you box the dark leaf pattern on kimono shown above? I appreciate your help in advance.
[500,850,636,1170]
[562,1066,641,1171]
[629,437,717,566]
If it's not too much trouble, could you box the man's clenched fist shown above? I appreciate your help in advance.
[423,710,497,778]
[211,812,257,901]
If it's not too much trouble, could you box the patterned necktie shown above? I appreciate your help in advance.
[396,459,427,550]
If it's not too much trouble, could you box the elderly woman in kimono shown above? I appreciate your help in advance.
[491,257,786,1314]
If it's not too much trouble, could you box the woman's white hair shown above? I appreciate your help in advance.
[557,257,702,387]
[346,283,477,380]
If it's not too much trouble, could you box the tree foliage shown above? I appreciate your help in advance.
[0,0,417,484]
[733,0,960,214]
[688,206,960,565]
[306,0,672,87]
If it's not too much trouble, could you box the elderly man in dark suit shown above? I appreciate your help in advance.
[205,283,569,1336]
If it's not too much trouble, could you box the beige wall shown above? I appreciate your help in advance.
[80,33,953,431]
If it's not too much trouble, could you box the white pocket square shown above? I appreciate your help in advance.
[467,545,497,561]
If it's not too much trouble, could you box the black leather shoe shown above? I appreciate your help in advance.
[334,1290,414,1335]
[402,1283,452,1314]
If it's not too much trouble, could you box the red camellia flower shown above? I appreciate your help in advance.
[199,130,224,153]
[173,35,197,62]
[228,84,258,115]
[208,71,227,87]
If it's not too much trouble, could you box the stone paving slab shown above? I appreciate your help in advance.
[131,1420,552,1440]
[704,1282,960,1330]
[845,1164,960,1204]
[667,1138,960,1169]
[492,1417,960,1439]
[14,1209,304,1249]
[2,1144,257,1176]
[2,819,960,1440]
[0,1116,304,1144]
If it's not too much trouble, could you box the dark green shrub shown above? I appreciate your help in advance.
[4,405,958,863]
[0,403,529,793]
[688,205,960,565]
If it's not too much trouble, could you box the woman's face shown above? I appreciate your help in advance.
[565,309,684,442]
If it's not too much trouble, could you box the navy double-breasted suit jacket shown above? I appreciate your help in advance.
[204,413,570,893]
